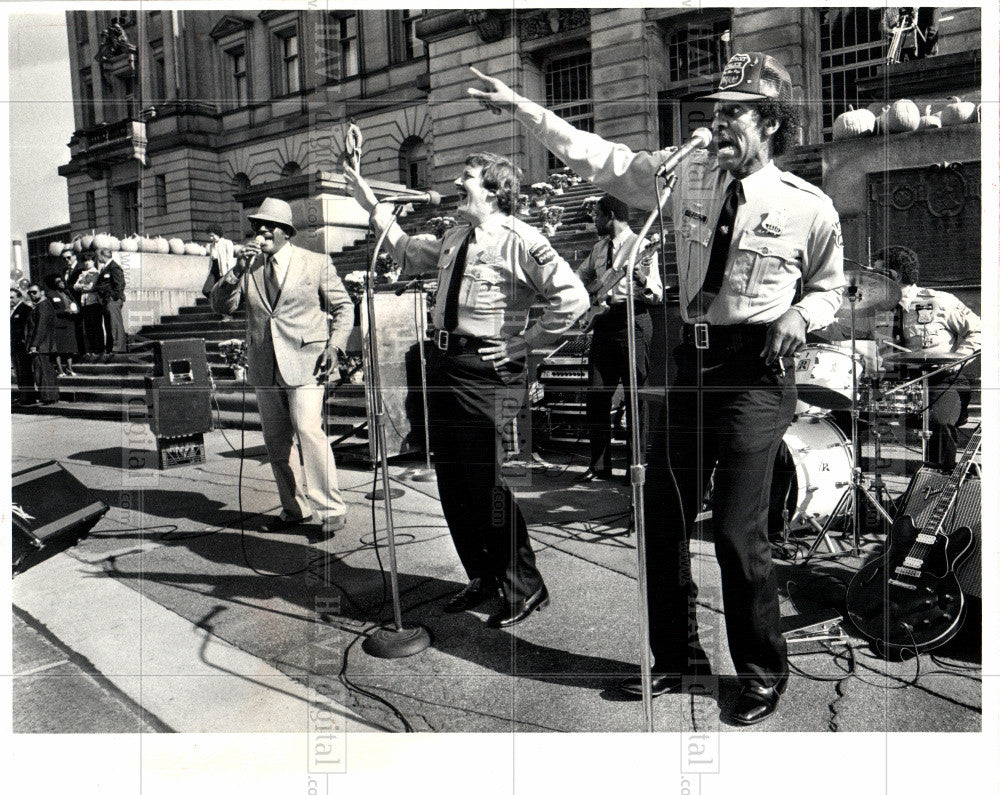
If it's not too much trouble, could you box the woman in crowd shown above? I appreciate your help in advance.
[43,273,81,376]
[69,251,104,359]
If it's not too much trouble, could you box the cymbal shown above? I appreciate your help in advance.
[836,266,902,318]
[884,350,963,367]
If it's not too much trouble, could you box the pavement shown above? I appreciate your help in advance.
[7,412,987,787]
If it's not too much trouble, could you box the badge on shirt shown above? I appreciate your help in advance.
[761,208,790,236]
[529,242,558,266]
[478,247,504,266]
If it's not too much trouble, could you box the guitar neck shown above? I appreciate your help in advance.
[925,427,981,534]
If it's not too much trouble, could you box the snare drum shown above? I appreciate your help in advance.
[774,413,853,531]
[794,344,864,410]
[858,381,924,416]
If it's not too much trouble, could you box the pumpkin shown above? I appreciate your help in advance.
[883,99,920,133]
[917,105,941,130]
[71,235,84,254]
[832,105,877,140]
[168,237,185,255]
[939,96,977,126]
[154,237,170,254]
[80,233,96,251]
[120,235,139,253]
[184,242,205,256]
[92,233,114,251]
[48,241,66,257]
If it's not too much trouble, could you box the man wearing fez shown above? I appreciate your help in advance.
[469,53,845,723]
[212,198,354,536]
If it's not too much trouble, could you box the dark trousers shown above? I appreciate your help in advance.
[428,348,544,605]
[585,308,651,473]
[81,304,105,354]
[644,340,796,689]
[926,372,974,470]
[102,298,127,353]
[31,353,59,402]
[13,349,35,401]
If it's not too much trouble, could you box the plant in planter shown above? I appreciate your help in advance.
[218,338,248,380]
[424,215,457,238]
[516,193,531,217]
[530,182,554,207]
[343,270,366,304]
[547,172,570,193]
[539,204,565,236]
[375,252,400,283]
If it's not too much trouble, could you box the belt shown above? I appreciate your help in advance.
[681,322,769,355]
[429,328,489,354]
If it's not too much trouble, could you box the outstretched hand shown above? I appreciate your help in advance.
[467,67,518,116]
[343,163,379,214]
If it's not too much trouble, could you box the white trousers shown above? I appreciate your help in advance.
[255,384,345,521]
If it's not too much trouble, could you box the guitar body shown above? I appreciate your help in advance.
[846,515,974,653]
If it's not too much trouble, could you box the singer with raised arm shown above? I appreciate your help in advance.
[211,198,354,537]
[345,153,588,628]
[469,52,845,724]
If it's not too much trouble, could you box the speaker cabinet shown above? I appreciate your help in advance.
[12,461,109,571]
[898,469,981,599]
[144,338,213,438]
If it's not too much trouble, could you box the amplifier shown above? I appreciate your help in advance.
[898,469,981,599]
[145,338,213,438]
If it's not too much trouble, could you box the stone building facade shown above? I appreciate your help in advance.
[58,8,981,265]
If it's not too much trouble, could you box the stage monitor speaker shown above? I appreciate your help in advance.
[898,469,981,599]
[145,338,213,438]
[12,461,109,570]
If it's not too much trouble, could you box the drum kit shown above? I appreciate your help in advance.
[775,263,979,559]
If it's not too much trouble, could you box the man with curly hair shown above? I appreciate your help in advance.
[469,52,846,724]
[345,153,588,629]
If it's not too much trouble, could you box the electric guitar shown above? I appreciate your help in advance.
[578,237,659,331]
[846,426,981,654]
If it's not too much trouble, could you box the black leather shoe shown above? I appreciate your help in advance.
[443,578,498,613]
[576,468,611,483]
[487,586,550,628]
[619,665,714,697]
[262,514,313,532]
[729,679,787,725]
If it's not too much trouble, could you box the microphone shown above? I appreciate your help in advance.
[377,190,442,206]
[235,235,265,277]
[655,127,713,177]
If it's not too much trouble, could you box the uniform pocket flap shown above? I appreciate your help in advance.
[737,234,800,261]
[301,334,328,346]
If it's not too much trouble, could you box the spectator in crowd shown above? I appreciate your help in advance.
[94,247,127,361]
[25,283,59,404]
[11,286,35,405]
[203,224,236,298]
[43,274,81,376]
[70,250,104,359]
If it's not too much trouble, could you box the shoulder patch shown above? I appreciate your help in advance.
[529,241,559,266]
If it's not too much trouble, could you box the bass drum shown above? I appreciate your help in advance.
[771,413,854,533]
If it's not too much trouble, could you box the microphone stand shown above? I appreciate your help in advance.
[624,171,677,732]
[361,206,431,659]
[402,278,436,482]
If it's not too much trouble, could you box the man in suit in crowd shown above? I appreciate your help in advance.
[212,198,355,535]
[25,283,60,404]
[94,247,127,361]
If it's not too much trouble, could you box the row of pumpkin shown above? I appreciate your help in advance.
[49,233,209,258]
[832,96,980,141]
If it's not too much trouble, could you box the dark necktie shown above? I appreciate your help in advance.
[696,179,742,306]
[264,256,281,306]
[442,228,474,331]
[606,238,615,272]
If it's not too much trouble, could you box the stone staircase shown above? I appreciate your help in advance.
[11,181,609,435]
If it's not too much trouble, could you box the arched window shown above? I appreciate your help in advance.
[280,161,301,178]
[398,137,428,190]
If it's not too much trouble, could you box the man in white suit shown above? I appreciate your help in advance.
[212,198,355,535]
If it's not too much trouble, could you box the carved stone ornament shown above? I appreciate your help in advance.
[926,164,967,218]
[465,10,505,44]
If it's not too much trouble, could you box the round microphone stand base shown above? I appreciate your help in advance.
[363,625,432,659]
[365,487,405,501]
[408,468,437,482]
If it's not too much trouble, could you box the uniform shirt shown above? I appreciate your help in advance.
[897,283,981,357]
[393,213,588,349]
[576,228,662,305]
[513,100,845,330]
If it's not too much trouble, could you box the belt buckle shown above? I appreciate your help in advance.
[434,329,449,351]
[694,323,709,350]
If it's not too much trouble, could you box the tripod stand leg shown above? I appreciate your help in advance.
[802,486,852,562]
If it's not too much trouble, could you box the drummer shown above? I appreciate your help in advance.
[826,246,981,470]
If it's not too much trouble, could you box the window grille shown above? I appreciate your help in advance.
[544,52,593,170]
[819,8,887,140]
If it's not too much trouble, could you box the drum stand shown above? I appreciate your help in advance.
[803,286,893,561]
